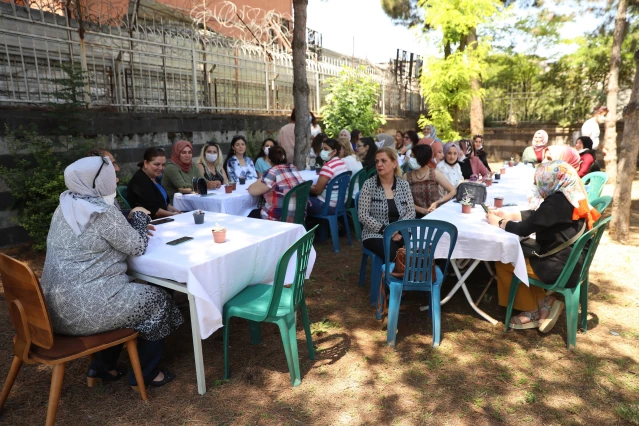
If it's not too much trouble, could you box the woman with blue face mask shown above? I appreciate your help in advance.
[402,144,456,218]
[308,138,349,215]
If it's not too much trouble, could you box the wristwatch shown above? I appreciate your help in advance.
[498,218,505,229]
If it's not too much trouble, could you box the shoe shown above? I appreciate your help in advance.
[509,310,540,330]
[87,368,125,387]
[538,298,564,333]
[130,368,176,391]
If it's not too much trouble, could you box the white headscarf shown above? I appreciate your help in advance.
[60,156,117,236]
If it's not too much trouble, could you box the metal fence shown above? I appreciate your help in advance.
[0,1,423,117]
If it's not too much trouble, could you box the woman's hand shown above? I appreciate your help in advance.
[391,231,403,242]
[427,201,439,213]
[207,180,221,190]
[493,209,506,218]
[129,207,151,219]
[146,224,156,236]
[486,213,501,227]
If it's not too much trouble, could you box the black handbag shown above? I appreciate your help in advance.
[455,182,487,205]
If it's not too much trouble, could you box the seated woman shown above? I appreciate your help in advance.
[358,147,416,260]
[350,128,362,151]
[403,144,456,218]
[40,156,183,389]
[575,136,600,177]
[394,130,404,151]
[308,138,349,215]
[485,161,600,332]
[521,130,549,165]
[400,130,419,156]
[309,133,328,169]
[437,142,464,189]
[247,146,305,221]
[426,140,444,169]
[254,138,277,177]
[473,134,491,172]
[459,140,491,180]
[128,148,182,219]
[224,135,258,182]
[544,145,581,170]
[356,137,378,170]
[196,142,228,188]
[337,137,363,174]
[162,140,203,203]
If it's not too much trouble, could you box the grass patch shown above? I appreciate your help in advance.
[616,403,639,425]
[310,318,341,336]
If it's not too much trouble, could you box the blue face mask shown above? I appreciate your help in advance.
[309,115,313,123]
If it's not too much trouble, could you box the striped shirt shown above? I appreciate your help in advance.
[319,157,348,206]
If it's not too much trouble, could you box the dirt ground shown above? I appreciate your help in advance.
[0,177,638,425]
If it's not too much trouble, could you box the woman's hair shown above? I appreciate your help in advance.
[311,133,327,155]
[198,142,224,172]
[310,111,317,126]
[290,108,296,122]
[350,129,361,143]
[411,144,433,168]
[138,147,166,168]
[577,136,594,151]
[323,137,341,154]
[396,130,404,137]
[338,137,355,157]
[223,135,247,174]
[257,138,278,160]
[594,106,609,115]
[405,130,419,145]
[360,137,378,167]
[375,147,402,176]
[268,145,288,166]
[473,134,483,142]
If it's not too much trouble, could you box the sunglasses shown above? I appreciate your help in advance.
[91,151,110,188]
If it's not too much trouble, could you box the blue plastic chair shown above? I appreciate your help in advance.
[381,219,458,348]
[582,172,608,203]
[309,171,352,252]
[354,191,384,305]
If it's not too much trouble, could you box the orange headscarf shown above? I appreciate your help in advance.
[170,140,193,173]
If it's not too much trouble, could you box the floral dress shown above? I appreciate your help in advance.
[226,155,258,182]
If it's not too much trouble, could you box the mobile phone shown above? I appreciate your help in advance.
[480,203,490,213]
[151,218,175,225]
[166,236,193,246]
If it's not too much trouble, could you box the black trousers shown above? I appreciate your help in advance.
[89,338,164,386]
[363,237,404,262]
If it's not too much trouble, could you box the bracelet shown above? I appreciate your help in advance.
[498,218,505,229]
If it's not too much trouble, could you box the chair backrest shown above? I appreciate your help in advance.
[320,171,352,216]
[582,172,608,203]
[366,167,378,179]
[590,195,612,220]
[265,225,318,319]
[382,219,458,286]
[0,254,54,359]
[117,185,132,209]
[551,217,611,290]
[280,180,312,225]
[346,168,367,209]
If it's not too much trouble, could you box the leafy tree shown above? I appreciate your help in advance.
[292,0,310,171]
[380,0,423,27]
[320,67,387,138]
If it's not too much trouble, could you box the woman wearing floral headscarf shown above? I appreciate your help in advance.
[544,145,581,171]
[162,140,203,202]
[486,161,601,332]
[521,129,549,165]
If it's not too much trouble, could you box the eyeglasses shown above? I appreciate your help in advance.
[356,144,364,148]
[91,152,110,188]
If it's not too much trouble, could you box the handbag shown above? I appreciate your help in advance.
[455,181,487,205]
[520,222,586,258]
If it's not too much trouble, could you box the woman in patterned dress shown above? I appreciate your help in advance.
[40,156,183,388]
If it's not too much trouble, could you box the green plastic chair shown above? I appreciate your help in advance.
[580,195,612,332]
[223,225,318,387]
[280,180,312,225]
[117,185,131,209]
[346,168,369,241]
[505,217,612,349]
[582,172,608,203]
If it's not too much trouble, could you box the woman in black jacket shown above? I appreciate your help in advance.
[473,134,491,172]
[127,147,182,219]
[486,161,601,333]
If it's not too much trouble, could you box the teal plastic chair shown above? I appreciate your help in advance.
[381,219,458,348]
[582,172,608,203]
[117,185,131,209]
[280,180,312,225]
[580,195,612,332]
[505,217,612,349]
[223,225,317,387]
[346,168,370,241]
[309,171,352,252]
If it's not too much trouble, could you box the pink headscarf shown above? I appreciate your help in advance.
[546,145,581,170]
[417,137,434,146]
[170,140,193,173]
[429,141,444,168]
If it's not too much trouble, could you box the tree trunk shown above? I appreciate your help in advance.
[292,0,310,171]
[609,50,639,242]
[602,0,628,185]
[467,28,484,137]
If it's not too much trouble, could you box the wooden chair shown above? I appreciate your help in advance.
[0,254,148,426]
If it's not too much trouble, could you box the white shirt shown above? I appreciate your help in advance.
[342,155,363,198]
[310,124,322,137]
[437,161,463,188]
[581,117,601,150]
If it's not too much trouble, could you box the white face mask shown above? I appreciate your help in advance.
[263,147,270,156]
[409,157,420,170]
[205,153,218,163]
[103,192,117,206]
[320,150,332,162]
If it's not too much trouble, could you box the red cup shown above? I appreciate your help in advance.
[500,168,506,175]
[485,178,492,187]
[224,185,233,194]
[494,197,504,208]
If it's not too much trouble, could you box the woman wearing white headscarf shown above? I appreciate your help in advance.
[40,156,183,389]
[521,130,549,165]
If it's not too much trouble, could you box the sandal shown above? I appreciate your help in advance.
[538,297,564,334]
[510,310,540,330]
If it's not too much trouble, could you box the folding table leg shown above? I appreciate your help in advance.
[474,261,496,305]
[188,293,207,395]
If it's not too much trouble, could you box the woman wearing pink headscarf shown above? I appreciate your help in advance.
[544,145,581,170]
[418,138,444,170]
[162,140,203,202]
[521,130,549,164]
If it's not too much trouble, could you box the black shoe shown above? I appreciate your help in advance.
[149,368,176,387]
[87,368,125,387]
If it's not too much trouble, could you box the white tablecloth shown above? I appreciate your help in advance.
[172,180,260,216]
[425,164,536,285]
[299,169,320,184]
[127,212,316,339]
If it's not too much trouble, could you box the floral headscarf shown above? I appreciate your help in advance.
[546,145,581,170]
[528,161,601,229]
[170,140,193,173]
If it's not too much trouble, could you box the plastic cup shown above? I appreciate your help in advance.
[224,185,233,194]
[494,197,504,208]
[485,178,492,187]
[500,167,506,174]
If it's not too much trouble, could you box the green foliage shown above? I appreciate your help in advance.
[320,66,386,138]
[421,0,501,47]
[0,126,67,250]
[380,0,422,27]
[45,63,90,140]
